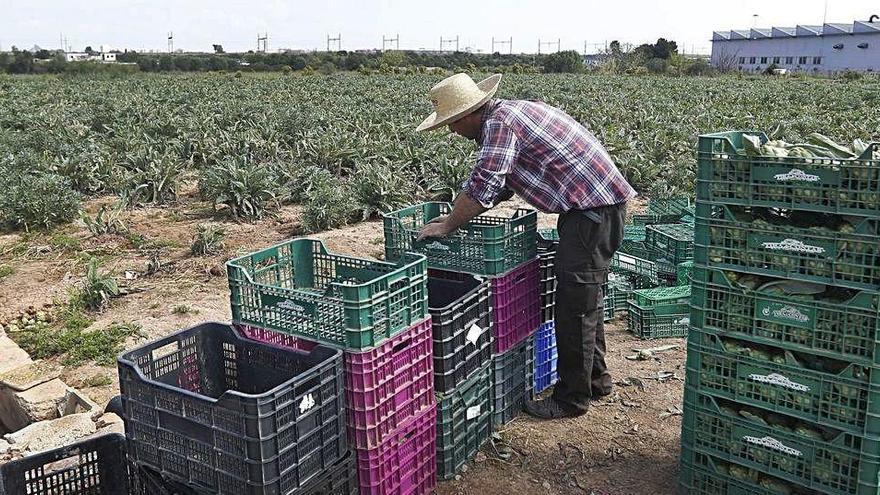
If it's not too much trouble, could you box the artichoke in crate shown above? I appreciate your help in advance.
[758,476,794,494]
[729,464,759,483]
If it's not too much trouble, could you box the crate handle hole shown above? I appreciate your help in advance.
[151,341,180,361]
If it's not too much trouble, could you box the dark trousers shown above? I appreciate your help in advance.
[551,202,627,411]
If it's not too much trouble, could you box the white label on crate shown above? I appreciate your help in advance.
[762,304,810,323]
[617,254,636,266]
[277,300,308,313]
[747,373,810,392]
[466,405,481,420]
[425,241,451,251]
[299,393,316,413]
[774,169,820,183]
[760,239,825,254]
[465,324,483,346]
[742,436,803,457]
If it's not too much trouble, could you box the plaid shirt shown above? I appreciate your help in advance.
[462,99,636,213]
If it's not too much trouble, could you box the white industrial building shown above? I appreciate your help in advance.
[711,18,880,73]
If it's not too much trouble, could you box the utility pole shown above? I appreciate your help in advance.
[440,36,459,52]
[492,36,512,54]
[538,38,560,54]
[327,33,341,52]
[167,32,174,53]
[382,34,399,51]
[257,33,268,52]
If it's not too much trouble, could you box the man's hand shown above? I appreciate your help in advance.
[417,216,454,241]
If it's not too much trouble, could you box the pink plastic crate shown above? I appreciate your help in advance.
[491,258,540,354]
[345,316,434,450]
[356,405,437,495]
[236,318,435,451]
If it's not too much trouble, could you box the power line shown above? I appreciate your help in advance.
[257,32,268,53]
[538,38,560,54]
[440,35,459,52]
[492,36,512,54]
[327,33,341,52]
[382,34,399,51]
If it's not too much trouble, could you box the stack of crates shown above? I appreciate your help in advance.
[225,237,437,495]
[680,130,880,494]
[383,202,539,477]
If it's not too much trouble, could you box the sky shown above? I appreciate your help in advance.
[2,0,878,55]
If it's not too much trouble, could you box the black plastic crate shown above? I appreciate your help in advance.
[119,322,347,495]
[428,268,493,395]
[0,433,130,495]
[436,363,493,480]
[297,450,357,495]
[490,337,535,428]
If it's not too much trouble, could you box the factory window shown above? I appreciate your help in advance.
[739,57,745,64]
[798,56,808,64]
[773,56,780,64]
[785,56,794,64]
[760,56,768,64]
[750,56,756,64]
[813,56,822,65]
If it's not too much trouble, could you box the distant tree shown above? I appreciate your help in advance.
[609,40,622,57]
[85,46,95,55]
[653,38,678,59]
[213,44,224,54]
[379,50,407,67]
[158,55,174,71]
[34,49,54,60]
[543,50,584,73]
[9,50,34,73]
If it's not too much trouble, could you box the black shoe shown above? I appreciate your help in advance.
[592,389,612,400]
[523,398,586,419]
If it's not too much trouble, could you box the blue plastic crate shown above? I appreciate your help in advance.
[533,322,558,395]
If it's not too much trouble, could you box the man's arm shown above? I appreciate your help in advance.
[417,193,487,240]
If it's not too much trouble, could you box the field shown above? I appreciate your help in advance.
[1,72,878,493]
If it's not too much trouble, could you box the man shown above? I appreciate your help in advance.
[417,73,636,419]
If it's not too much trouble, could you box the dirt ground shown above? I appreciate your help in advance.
[0,190,683,494]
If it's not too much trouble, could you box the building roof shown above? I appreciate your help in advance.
[714,20,879,41]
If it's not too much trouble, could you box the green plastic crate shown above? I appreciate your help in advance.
[607,274,632,316]
[227,238,428,349]
[677,261,694,285]
[697,131,880,220]
[631,285,691,315]
[436,363,492,480]
[626,301,689,339]
[694,203,880,291]
[685,328,880,438]
[619,239,653,260]
[682,387,880,495]
[610,251,660,284]
[624,225,647,241]
[646,223,694,265]
[537,228,558,252]
[680,444,823,495]
[383,202,537,276]
[691,266,880,367]
[648,197,694,216]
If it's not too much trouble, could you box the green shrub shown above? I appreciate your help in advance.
[199,157,280,220]
[118,148,184,206]
[352,160,413,220]
[0,172,81,231]
[82,203,127,235]
[300,170,357,233]
[190,223,225,255]
[76,258,120,311]
[427,157,471,201]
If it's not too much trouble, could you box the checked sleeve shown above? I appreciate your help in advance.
[461,119,520,209]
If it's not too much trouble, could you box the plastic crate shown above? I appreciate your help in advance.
[679,445,824,495]
[685,328,880,438]
[677,261,694,285]
[697,131,880,219]
[646,223,694,265]
[135,464,206,495]
[491,337,535,428]
[537,229,559,252]
[227,238,428,350]
[624,225,647,241]
[619,239,653,259]
[690,266,880,367]
[383,202,537,276]
[539,250,557,323]
[694,203,880,292]
[610,251,660,284]
[631,285,691,315]
[345,316,434,450]
[533,322,559,395]
[356,405,437,495]
[0,433,130,495]
[428,269,493,395]
[296,450,358,495]
[119,322,347,495]
[435,363,493,480]
[683,387,880,495]
[607,274,632,316]
[491,258,541,354]
[626,301,689,339]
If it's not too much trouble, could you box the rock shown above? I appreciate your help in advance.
[0,378,68,432]
[474,452,487,463]
[209,265,225,277]
[0,361,62,391]
[542,481,552,489]
[95,412,124,434]
[0,438,9,454]
[0,334,32,374]
[4,413,96,453]
[60,387,102,420]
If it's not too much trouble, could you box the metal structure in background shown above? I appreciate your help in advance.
[538,38,561,54]
[327,33,341,52]
[440,35,459,52]
[382,34,399,51]
[491,37,512,54]
[256,33,268,53]
[167,31,173,53]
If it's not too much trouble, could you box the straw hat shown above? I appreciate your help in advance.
[416,73,502,132]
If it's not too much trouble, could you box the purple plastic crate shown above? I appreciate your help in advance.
[236,319,435,451]
[345,316,434,450]
[491,258,540,354]
[356,405,437,495]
